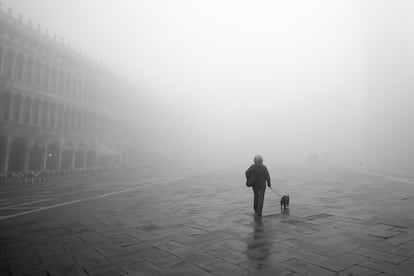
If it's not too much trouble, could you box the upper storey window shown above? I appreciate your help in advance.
[43,64,50,89]
[4,49,14,78]
[0,46,3,74]
[25,57,34,84]
[50,67,57,93]
[34,61,42,87]
[15,53,24,81]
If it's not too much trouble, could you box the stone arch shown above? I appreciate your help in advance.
[80,77,85,100]
[132,149,139,166]
[25,56,34,83]
[70,108,76,129]
[121,149,128,166]
[73,75,79,99]
[32,98,40,125]
[81,111,88,129]
[57,104,63,128]
[14,52,24,81]
[34,60,42,87]
[66,73,72,98]
[57,69,63,95]
[123,149,130,166]
[22,96,32,124]
[75,142,86,169]
[86,143,96,168]
[28,138,46,171]
[86,112,92,129]
[50,67,57,93]
[8,137,28,172]
[12,93,23,122]
[79,110,85,130]
[4,48,15,78]
[43,63,50,89]
[61,141,74,169]
[0,136,7,172]
[92,113,97,131]
[0,45,3,73]
[63,106,70,129]
[85,79,90,101]
[98,116,103,133]
[46,140,60,170]
[65,72,71,97]
[40,100,49,126]
[1,91,12,121]
[71,75,76,99]
[114,144,122,167]
[73,109,80,130]
[49,102,56,127]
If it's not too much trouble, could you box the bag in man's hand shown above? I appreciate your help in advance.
[246,175,255,187]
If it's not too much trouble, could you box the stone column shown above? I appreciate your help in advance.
[70,150,75,169]
[57,146,63,169]
[22,146,30,171]
[1,139,11,173]
[41,145,47,171]
[82,150,87,169]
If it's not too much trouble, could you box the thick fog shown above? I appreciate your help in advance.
[7,0,414,170]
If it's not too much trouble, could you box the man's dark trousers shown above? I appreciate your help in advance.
[253,186,266,216]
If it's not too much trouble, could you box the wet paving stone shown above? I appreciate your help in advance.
[152,239,190,253]
[359,258,402,274]
[164,266,213,276]
[279,258,335,276]
[2,167,414,274]
[74,252,112,272]
[304,213,334,221]
[162,253,215,270]
[106,251,143,266]
[108,234,141,247]
[284,248,329,264]
[34,241,65,260]
[137,246,182,266]
[86,264,126,276]
[121,261,164,276]
[336,264,379,276]
[46,262,88,276]
[354,247,407,264]
[199,259,249,276]
[313,234,351,247]
[317,252,367,272]
[243,265,292,276]
[206,247,246,264]
[315,241,360,258]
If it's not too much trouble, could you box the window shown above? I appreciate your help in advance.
[14,53,24,81]
[4,49,15,78]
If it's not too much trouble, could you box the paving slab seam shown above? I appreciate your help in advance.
[0,175,198,221]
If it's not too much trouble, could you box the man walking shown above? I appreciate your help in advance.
[245,155,271,217]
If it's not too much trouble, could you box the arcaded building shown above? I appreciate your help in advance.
[0,7,140,173]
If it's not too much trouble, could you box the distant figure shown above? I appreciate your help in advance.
[245,155,271,217]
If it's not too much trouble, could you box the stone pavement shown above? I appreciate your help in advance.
[1,165,414,275]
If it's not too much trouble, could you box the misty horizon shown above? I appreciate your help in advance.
[4,0,414,170]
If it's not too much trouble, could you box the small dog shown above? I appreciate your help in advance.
[280,194,290,210]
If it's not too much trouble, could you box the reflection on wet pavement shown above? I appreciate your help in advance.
[2,167,414,275]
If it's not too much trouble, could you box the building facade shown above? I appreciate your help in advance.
[0,7,140,174]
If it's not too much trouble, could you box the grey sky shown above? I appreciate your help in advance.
[4,0,414,169]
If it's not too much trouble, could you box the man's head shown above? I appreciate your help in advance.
[254,155,263,164]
